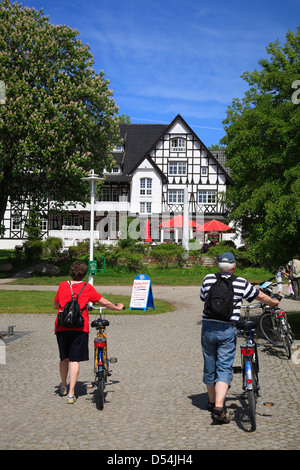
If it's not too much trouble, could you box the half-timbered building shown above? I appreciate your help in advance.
[0,115,234,248]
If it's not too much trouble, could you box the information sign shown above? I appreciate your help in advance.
[129,274,155,310]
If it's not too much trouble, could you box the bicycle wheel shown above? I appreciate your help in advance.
[94,346,106,410]
[247,362,258,431]
[94,377,105,410]
[280,321,292,359]
[284,318,295,343]
[260,312,282,346]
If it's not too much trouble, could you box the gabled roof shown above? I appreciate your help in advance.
[129,155,168,183]
[120,123,168,173]
[210,148,231,177]
[151,114,232,184]
[105,115,232,184]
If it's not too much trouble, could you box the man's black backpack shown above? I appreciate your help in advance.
[204,273,237,322]
[57,282,86,328]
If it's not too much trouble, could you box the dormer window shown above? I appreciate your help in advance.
[112,165,121,173]
[114,143,124,152]
[171,138,186,152]
[103,165,121,174]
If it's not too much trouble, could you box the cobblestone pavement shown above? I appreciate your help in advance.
[0,282,299,450]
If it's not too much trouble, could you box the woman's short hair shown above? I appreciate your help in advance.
[69,261,88,281]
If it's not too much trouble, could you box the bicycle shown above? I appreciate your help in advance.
[88,304,123,410]
[259,304,295,360]
[250,279,295,359]
[234,306,261,431]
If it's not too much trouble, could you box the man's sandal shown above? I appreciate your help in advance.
[207,402,215,412]
[211,407,230,424]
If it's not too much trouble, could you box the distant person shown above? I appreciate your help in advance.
[54,261,124,404]
[200,252,279,424]
[275,267,283,296]
[289,254,300,300]
[282,263,295,298]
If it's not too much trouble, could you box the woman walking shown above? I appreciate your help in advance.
[54,261,124,404]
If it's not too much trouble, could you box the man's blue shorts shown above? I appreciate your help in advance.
[201,320,237,386]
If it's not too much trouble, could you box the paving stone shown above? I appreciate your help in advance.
[0,284,299,450]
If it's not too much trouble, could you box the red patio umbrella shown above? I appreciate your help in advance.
[158,215,200,229]
[144,219,152,243]
[195,219,232,232]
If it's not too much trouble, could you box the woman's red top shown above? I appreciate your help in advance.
[54,281,102,333]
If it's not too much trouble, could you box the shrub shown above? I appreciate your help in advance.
[117,250,144,272]
[23,240,43,261]
[151,244,185,268]
[206,243,254,268]
[43,237,63,260]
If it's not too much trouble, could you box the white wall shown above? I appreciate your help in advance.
[130,160,162,214]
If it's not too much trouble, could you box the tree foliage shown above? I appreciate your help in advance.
[0,0,120,224]
[221,27,300,268]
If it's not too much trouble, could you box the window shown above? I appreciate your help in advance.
[168,190,184,204]
[169,162,187,175]
[198,190,216,204]
[171,138,186,152]
[201,167,208,176]
[12,213,21,230]
[103,164,121,173]
[140,178,152,195]
[63,216,79,226]
[113,144,124,152]
[140,202,152,214]
[101,188,110,201]
[112,188,118,201]
[40,219,47,231]
[50,216,60,230]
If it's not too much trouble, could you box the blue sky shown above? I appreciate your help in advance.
[21,0,300,146]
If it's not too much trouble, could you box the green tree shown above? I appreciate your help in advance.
[221,27,300,268]
[0,0,120,225]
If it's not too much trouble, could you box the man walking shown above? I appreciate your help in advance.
[200,252,279,424]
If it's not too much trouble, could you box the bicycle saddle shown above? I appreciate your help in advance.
[91,318,110,328]
[236,320,257,330]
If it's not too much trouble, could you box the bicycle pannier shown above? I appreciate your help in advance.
[204,273,237,322]
[57,282,86,328]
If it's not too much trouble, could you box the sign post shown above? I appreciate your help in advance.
[129,274,155,311]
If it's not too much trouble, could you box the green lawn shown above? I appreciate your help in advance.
[9,265,275,286]
[0,291,174,315]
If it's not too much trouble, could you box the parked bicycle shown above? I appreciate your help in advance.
[260,304,295,359]
[88,304,124,410]
[252,279,295,359]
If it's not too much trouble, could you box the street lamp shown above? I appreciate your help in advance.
[81,169,104,285]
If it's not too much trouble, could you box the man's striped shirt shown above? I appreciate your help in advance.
[200,273,259,322]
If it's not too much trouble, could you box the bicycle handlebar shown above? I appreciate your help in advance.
[88,302,125,311]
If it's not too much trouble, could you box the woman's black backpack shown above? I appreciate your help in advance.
[57,282,86,328]
[204,273,237,321]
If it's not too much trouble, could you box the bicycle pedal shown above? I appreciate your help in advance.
[87,382,95,389]
[233,366,242,374]
[110,357,117,364]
